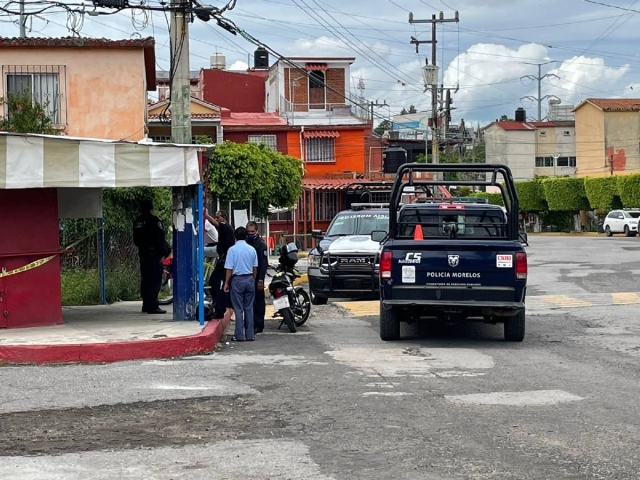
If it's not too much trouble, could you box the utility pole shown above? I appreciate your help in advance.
[409,11,459,173]
[520,61,559,122]
[19,0,26,37]
[170,0,196,321]
[369,99,387,124]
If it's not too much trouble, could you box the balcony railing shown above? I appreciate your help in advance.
[279,94,370,122]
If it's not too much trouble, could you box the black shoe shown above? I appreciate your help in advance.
[147,308,167,315]
[231,336,245,342]
[247,338,255,342]
[141,307,148,313]
[254,329,264,334]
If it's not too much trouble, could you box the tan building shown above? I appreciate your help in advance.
[484,119,576,181]
[574,98,640,177]
[0,37,155,141]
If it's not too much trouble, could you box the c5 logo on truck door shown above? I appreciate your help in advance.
[399,252,422,264]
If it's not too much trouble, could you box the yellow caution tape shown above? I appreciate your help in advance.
[0,228,100,279]
[0,255,56,278]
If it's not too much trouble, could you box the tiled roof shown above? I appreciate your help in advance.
[492,121,536,131]
[222,113,287,127]
[303,130,340,138]
[583,98,640,112]
[0,37,156,89]
[0,37,154,48]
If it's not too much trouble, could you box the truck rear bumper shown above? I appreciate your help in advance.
[382,300,524,310]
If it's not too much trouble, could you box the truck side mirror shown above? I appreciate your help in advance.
[371,230,387,243]
[312,229,324,239]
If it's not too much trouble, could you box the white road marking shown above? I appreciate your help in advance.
[445,390,584,406]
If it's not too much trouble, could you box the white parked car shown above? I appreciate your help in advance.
[603,209,640,237]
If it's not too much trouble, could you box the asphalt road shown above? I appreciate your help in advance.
[1,236,640,479]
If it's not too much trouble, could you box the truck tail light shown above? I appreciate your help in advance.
[515,252,527,280]
[439,204,465,210]
[380,250,392,279]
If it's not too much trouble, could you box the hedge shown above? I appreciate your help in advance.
[515,180,547,212]
[583,176,621,210]
[470,192,504,206]
[541,177,590,211]
[616,174,640,208]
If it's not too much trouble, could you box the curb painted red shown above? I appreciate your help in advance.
[0,309,233,365]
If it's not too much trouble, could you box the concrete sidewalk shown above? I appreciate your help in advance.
[0,303,232,365]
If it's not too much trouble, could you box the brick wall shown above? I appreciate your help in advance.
[325,68,345,109]
[284,68,309,111]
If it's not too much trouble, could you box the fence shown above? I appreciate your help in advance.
[60,220,141,306]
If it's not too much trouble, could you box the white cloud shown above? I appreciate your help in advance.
[228,60,249,71]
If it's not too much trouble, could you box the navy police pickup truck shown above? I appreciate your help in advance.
[372,163,528,342]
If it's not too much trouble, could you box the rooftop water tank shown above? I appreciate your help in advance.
[515,107,526,122]
[254,47,269,69]
[382,146,408,174]
[210,53,226,70]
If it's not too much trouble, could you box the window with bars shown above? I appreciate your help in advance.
[306,138,336,163]
[4,65,65,124]
[248,134,278,151]
[269,210,293,221]
[556,156,576,167]
[535,156,554,167]
[314,191,340,221]
[150,135,199,143]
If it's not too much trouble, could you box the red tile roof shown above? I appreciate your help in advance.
[582,98,640,112]
[493,121,536,131]
[148,113,220,120]
[0,37,156,89]
[221,113,287,127]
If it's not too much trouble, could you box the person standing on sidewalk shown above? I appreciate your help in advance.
[246,221,268,334]
[207,210,235,319]
[223,227,258,342]
[133,200,170,315]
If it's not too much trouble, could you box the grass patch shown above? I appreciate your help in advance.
[62,266,141,306]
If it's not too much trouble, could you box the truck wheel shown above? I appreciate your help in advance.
[605,225,612,237]
[625,225,632,237]
[504,309,525,342]
[311,292,328,305]
[379,302,400,341]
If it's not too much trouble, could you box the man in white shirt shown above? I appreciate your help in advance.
[204,210,218,260]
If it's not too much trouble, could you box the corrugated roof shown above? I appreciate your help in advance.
[148,113,220,120]
[222,112,287,127]
[493,121,536,131]
[303,179,387,191]
[582,98,640,112]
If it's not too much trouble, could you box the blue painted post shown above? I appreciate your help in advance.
[197,182,205,326]
[97,217,107,305]
[172,186,196,321]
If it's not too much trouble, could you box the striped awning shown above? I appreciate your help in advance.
[305,63,329,71]
[302,130,340,139]
[0,133,202,189]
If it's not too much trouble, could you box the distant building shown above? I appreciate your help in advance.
[484,108,576,181]
[574,98,640,177]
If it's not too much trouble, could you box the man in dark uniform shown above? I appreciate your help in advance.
[207,210,235,319]
[133,200,170,314]
[246,221,268,334]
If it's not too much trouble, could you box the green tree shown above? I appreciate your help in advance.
[400,108,408,115]
[207,141,303,217]
[499,114,513,121]
[408,105,417,114]
[374,119,392,136]
[0,91,59,135]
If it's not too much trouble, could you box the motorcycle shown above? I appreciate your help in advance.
[267,243,311,333]
[159,254,173,305]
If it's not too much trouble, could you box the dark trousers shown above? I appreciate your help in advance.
[139,249,162,311]
[254,281,266,333]
[209,261,231,317]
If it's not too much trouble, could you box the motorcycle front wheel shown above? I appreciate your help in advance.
[158,271,173,305]
[292,288,311,327]
[281,308,297,333]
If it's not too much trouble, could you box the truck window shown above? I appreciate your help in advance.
[326,213,389,236]
[398,208,507,239]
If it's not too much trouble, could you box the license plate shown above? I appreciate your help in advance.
[273,296,290,310]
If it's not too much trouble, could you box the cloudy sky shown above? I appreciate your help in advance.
[5,0,640,125]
